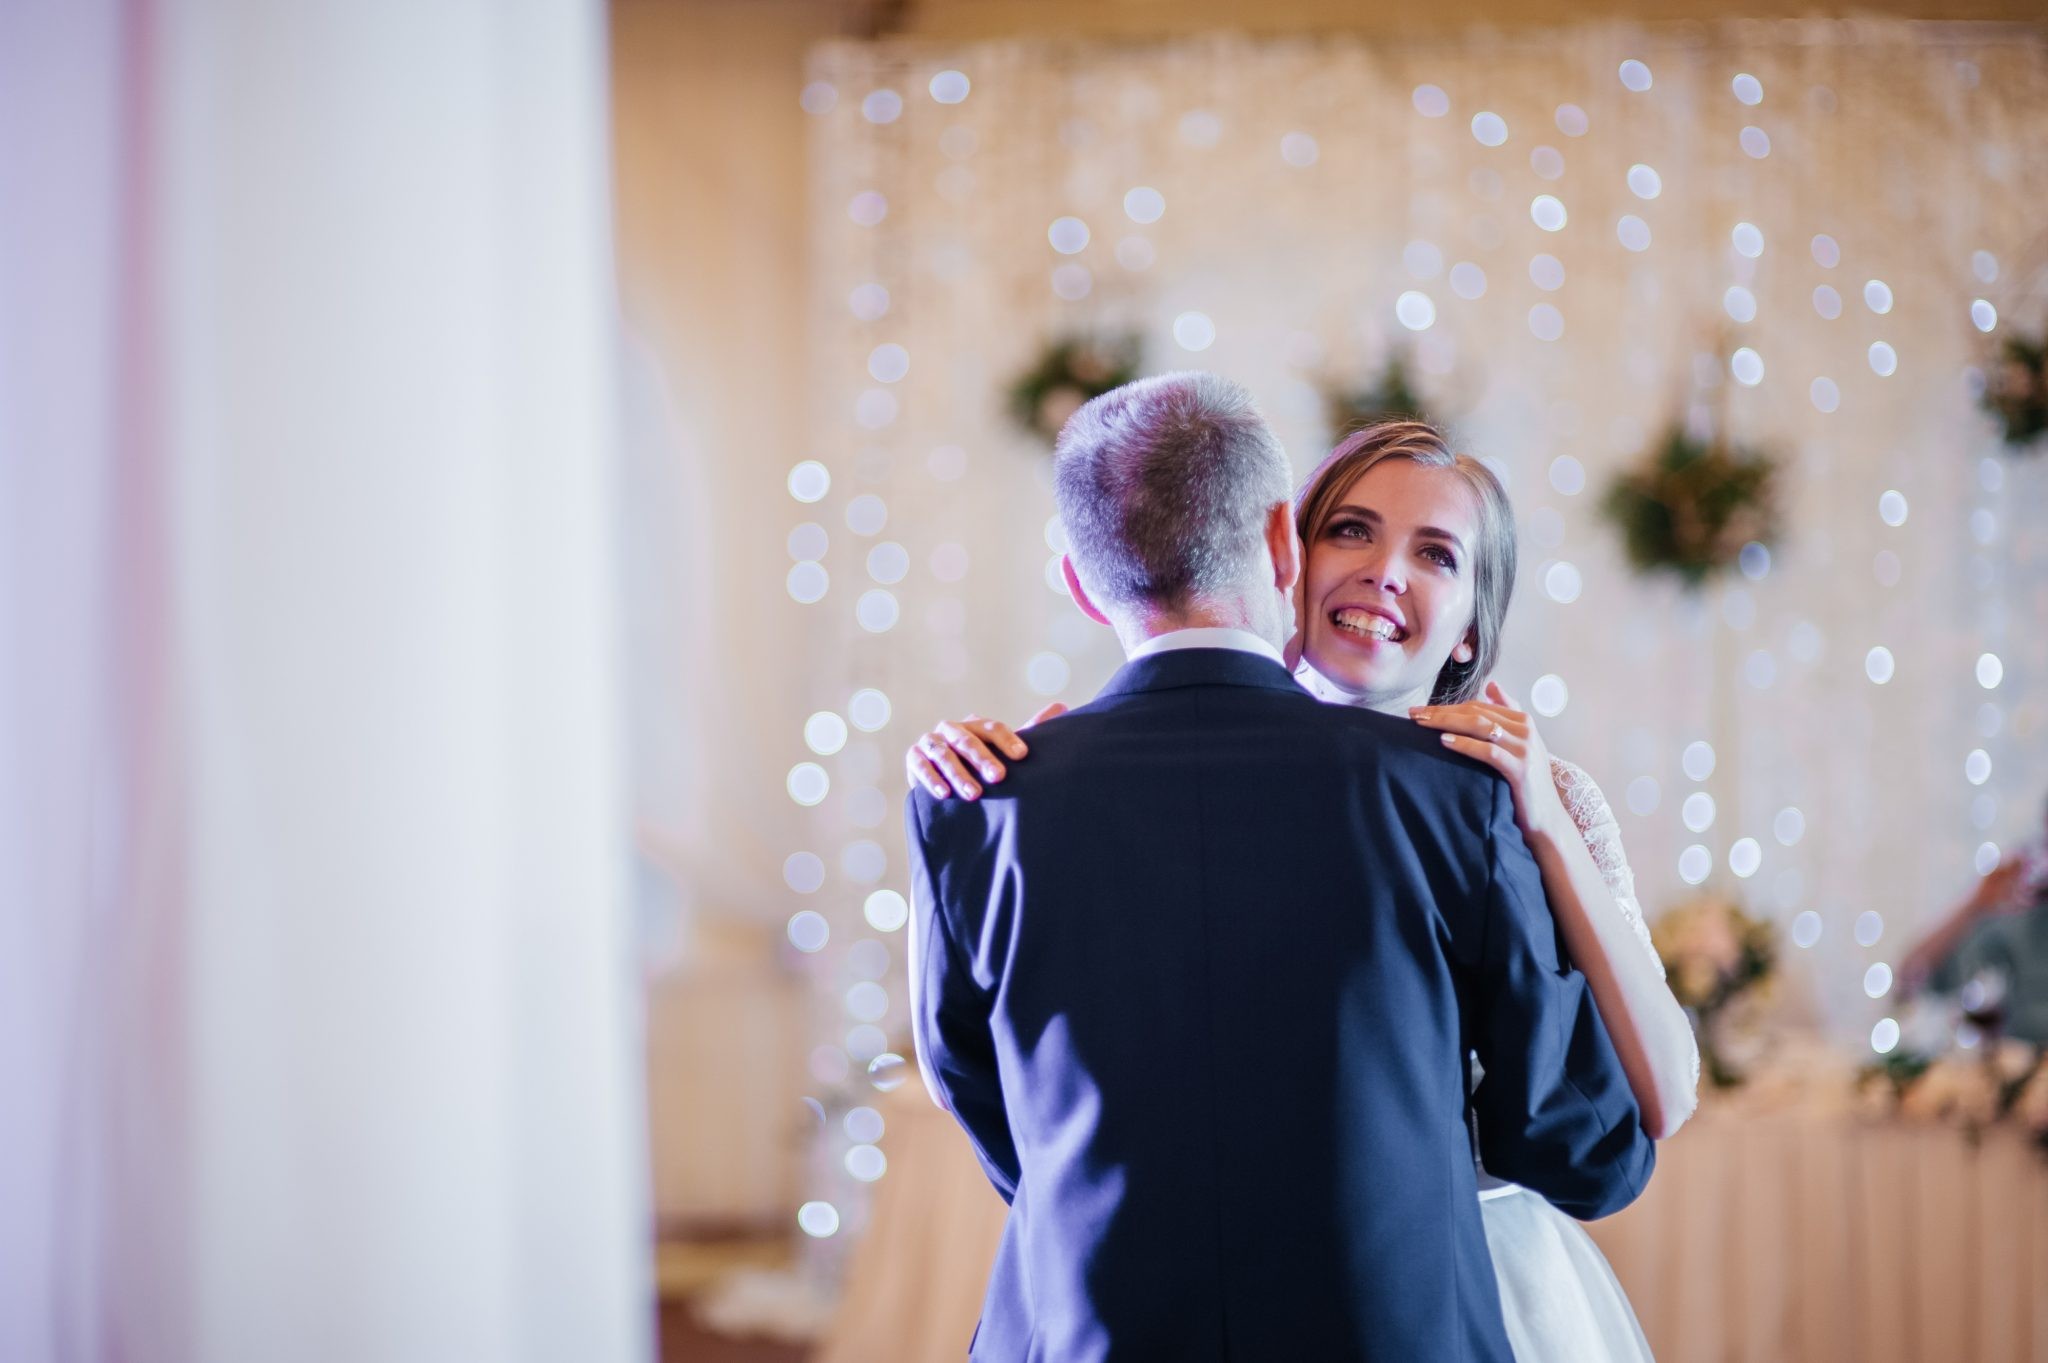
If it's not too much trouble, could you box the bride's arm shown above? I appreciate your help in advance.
[1414,684,1700,1141]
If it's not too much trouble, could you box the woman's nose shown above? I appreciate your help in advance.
[1357,552,1405,593]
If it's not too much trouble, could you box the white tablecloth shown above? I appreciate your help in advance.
[821,1085,2048,1363]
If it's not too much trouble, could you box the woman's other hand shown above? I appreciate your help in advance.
[904,704,1066,800]
[1409,682,1568,844]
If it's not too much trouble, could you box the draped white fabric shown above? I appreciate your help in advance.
[0,2,650,1360]
[800,24,2048,1050]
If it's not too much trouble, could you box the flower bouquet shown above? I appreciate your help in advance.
[1651,893,1777,1087]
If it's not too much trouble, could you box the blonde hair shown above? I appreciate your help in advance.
[1293,420,1517,705]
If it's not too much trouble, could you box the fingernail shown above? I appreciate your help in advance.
[1441,734,1456,746]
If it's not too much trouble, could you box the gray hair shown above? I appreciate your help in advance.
[1053,371,1292,614]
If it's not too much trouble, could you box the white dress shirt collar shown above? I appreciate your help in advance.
[1126,626,1286,668]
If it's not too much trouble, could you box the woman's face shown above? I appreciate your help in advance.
[1301,457,1481,709]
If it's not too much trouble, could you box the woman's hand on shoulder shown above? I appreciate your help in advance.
[1408,681,1570,844]
[904,704,1066,800]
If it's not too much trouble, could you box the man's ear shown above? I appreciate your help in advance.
[1265,501,1302,593]
[1062,554,1114,627]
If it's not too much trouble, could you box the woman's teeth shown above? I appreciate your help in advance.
[1332,609,1404,642]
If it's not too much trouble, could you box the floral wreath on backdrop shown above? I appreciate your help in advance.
[1600,421,1780,588]
[1005,334,1144,445]
[1858,1040,2048,1155]
[1981,333,2048,450]
[1321,354,1437,438]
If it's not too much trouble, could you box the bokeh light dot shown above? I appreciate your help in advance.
[788,522,829,561]
[845,1144,888,1183]
[1729,837,1762,879]
[1281,132,1321,166]
[784,852,826,894]
[1739,126,1771,158]
[1864,963,1893,999]
[1965,749,1992,785]
[1543,561,1582,604]
[861,89,902,124]
[805,711,849,755]
[1123,186,1165,223]
[1775,807,1806,845]
[1173,311,1216,351]
[1682,791,1717,832]
[787,910,830,953]
[1792,911,1823,948]
[1810,377,1840,412]
[1530,254,1566,291]
[787,562,829,604]
[868,343,909,383]
[1531,145,1565,179]
[1449,262,1488,299]
[1530,674,1569,716]
[1531,195,1568,231]
[1619,59,1653,91]
[855,589,900,633]
[1971,299,1997,333]
[1396,291,1437,331]
[1732,73,1764,104]
[848,282,890,320]
[1529,304,1565,341]
[1678,845,1713,885]
[1871,1018,1901,1054]
[798,1202,840,1238]
[1626,776,1660,817]
[928,70,970,104]
[845,494,888,535]
[1869,342,1898,377]
[1739,541,1771,578]
[1865,646,1895,684]
[1626,164,1662,199]
[1556,103,1590,136]
[864,889,909,933]
[1048,216,1090,254]
[1975,842,2001,876]
[1404,240,1445,279]
[1617,215,1651,251]
[1863,279,1894,314]
[1027,651,1071,697]
[1471,112,1508,146]
[1855,910,1885,947]
[789,460,831,503]
[1548,454,1585,495]
[1977,653,2003,689]
[1811,234,1841,268]
[1682,741,1717,781]
[1413,84,1451,118]
[1730,347,1764,385]
[1813,285,1843,320]
[1732,222,1764,258]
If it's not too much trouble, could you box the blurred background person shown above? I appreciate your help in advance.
[1901,794,2048,1045]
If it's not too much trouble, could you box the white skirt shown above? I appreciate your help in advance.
[1479,1186,1654,1362]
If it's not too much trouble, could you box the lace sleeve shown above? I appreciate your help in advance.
[1548,756,1662,979]
[1550,755,1703,1110]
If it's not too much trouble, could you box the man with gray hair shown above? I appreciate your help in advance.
[905,371,1651,1361]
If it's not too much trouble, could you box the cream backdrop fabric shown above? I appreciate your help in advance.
[792,23,2048,1057]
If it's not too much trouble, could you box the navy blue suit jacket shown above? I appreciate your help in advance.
[905,648,1655,1362]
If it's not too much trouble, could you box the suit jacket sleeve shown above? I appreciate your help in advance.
[1465,781,1656,1220]
[904,791,1021,1204]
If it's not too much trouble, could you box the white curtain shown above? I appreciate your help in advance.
[0,2,650,1360]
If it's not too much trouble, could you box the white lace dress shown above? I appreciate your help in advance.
[1470,756,1693,1363]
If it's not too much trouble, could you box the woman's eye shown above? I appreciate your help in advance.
[1422,545,1458,570]
[1330,520,1369,540]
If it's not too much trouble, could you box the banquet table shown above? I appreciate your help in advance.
[818,1078,2048,1363]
